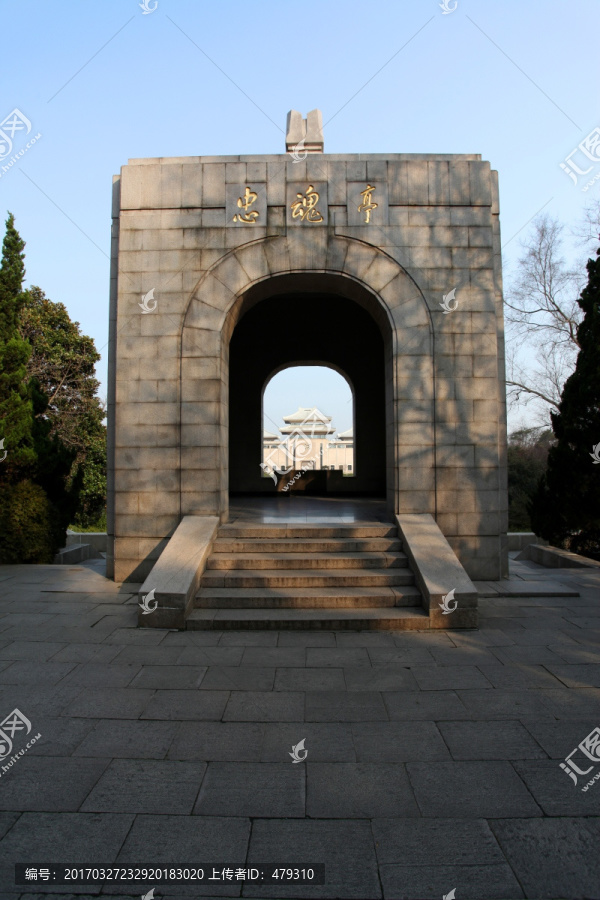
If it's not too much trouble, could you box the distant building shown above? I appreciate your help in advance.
[263,407,354,475]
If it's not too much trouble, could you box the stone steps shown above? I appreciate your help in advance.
[201,568,415,588]
[187,606,429,630]
[217,524,398,539]
[213,538,403,553]
[206,551,408,570]
[192,520,428,629]
[197,585,422,608]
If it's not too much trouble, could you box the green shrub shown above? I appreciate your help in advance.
[0,480,62,563]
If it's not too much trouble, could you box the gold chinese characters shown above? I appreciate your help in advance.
[357,184,378,224]
[233,186,259,224]
[290,185,324,223]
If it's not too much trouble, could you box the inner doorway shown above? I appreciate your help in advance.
[228,284,389,498]
[262,365,354,491]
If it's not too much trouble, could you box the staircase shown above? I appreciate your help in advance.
[187,522,429,630]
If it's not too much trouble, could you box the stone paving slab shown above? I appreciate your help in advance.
[64,688,154,719]
[437,720,548,760]
[25,715,98,757]
[406,760,543,817]
[0,660,78,685]
[343,664,419,691]
[522,719,600,758]
[112,814,250,897]
[73,719,178,759]
[305,690,388,721]
[383,690,471,720]
[0,558,598,898]
[129,664,207,689]
[0,811,134,895]
[223,690,304,721]
[351,721,450,762]
[260,723,355,762]
[0,641,67,660]
[0,758,110,812]
[140,690,230,721]
[307,762,420,818]
[167,722,266,761]
[175,646,244,666]
[81,759,207,814]
[490,817,600,900]
[512,759,600,815]
[454,688,556,720]
[246,819,380,899]
[199,666,275,691]
[476,663,564,689]
[277,630,337,647]
[379,863,524,899]
[274,667,345,691]
[195,762,304,817]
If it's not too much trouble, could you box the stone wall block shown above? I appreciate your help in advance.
[428,161,450,205]
[202,164,226,206]
[407,161,429,205]
[263,236,290,275]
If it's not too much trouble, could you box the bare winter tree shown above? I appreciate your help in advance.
[504,214,584,419]
[572,197,600,249]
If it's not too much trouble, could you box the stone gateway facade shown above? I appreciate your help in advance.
[107,119,509,586]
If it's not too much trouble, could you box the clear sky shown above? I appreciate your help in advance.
[1,0,597,434]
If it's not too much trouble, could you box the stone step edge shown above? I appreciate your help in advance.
[213,535,402,553]
[194,596,421,609]
[196,585,421,598]
[200,575,416,588]
[186,607,431,629]
[218,526,398,537]
[208,551,408,561]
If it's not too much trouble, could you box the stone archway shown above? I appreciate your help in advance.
[180,233,434,523]
[110,145,508,586]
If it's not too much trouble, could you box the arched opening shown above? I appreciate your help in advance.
[228,275,390,499]
[179,238,436,530]
[261,365,355,491]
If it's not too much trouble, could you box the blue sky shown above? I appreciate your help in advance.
[1,0,597,434]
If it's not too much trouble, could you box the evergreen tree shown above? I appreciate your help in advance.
[531,248,600,559]
[0,214,84,561]
[507,428,553,531]
[20,286,106,528]
[0,212,35,477]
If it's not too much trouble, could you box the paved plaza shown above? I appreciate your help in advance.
[0,545,598,899]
